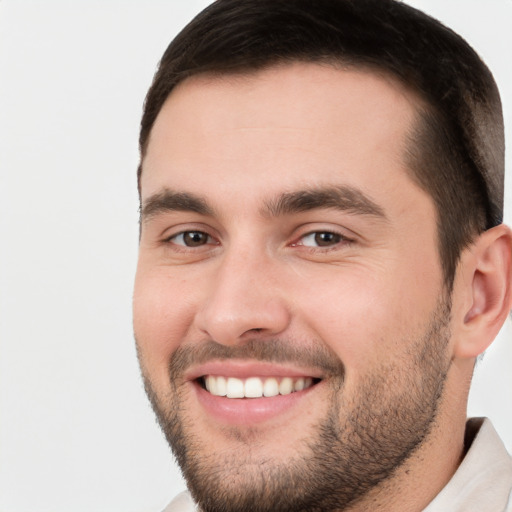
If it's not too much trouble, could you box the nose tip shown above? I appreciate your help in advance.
[195,262,291,346]
[198,302,290,345]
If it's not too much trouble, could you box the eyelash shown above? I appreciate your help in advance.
[164,230,218,249]
[292,230,352,250]
[164,229,352,251]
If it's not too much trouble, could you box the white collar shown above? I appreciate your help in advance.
[423,418,512,512]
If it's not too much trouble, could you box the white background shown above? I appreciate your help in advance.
[0,1,510,511]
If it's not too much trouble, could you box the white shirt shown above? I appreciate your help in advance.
[424,418,512,512]
[163,418,512,512]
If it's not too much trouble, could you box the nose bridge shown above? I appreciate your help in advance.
[196,239,290,345]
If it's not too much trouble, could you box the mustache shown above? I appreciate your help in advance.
[169,339,345,378]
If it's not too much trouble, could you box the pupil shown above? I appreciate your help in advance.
[184,231,207,246]
[314,232,340,246]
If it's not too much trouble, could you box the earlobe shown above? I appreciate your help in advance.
[454,224,512,359]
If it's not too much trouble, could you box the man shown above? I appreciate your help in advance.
[133,0,512,510]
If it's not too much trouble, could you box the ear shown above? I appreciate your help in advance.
[453,224,512,359]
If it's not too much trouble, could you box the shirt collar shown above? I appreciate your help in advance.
[423,418,512,512]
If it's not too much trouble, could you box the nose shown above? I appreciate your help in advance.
[195,246,291,346]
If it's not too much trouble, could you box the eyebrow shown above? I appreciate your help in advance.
[140,185,387,223]
[141,190,214,221]
[262,186,387,220]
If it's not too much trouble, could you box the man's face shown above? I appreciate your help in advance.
[134,63,453,511]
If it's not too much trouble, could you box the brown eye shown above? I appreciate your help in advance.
[171,231,212,247]
[300,231,343,247]
[314,232,342,246]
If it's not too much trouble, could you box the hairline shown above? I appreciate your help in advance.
[138,57,430,179]
[137,57,479,290]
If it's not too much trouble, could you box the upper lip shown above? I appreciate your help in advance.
[185,360,325,382]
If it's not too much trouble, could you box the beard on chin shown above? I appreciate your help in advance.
[139,296,452,512]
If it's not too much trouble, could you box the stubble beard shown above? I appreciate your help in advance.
[140,297,452,512]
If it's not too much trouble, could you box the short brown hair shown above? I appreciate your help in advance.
[138,0,504,287]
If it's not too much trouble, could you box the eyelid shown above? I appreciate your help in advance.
[289,225,356,249]
[160,221,215,238]
[142,212,217,240]
[161,223,221,248]
[167,231,213,246]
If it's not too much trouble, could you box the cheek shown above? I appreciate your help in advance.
[133,267,197,385]
[295,259,441,372]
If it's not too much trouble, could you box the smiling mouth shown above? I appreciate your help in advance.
[200,375,320,398]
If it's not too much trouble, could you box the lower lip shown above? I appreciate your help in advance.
[193,381,317,426]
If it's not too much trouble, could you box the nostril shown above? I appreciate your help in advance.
[195,296,291,347]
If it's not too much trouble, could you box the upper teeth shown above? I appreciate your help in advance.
[204,376,314,398]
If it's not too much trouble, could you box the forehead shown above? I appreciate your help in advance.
[141,62,423,209]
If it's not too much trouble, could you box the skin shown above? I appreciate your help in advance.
[134,63,511,511]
